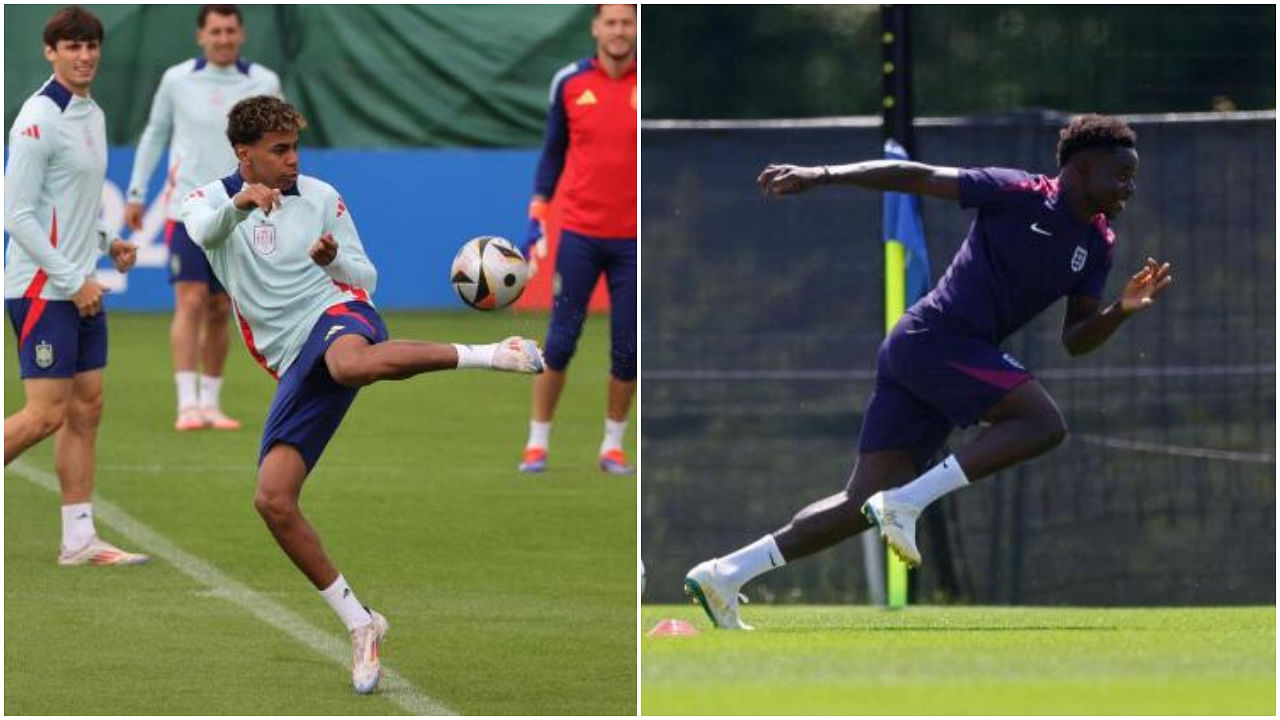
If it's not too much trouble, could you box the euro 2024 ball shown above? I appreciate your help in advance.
[450,236,528,310]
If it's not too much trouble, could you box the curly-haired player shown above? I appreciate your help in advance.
[183,95,545,691]
[685,114,1174,630]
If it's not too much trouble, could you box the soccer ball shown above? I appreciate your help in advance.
[450,236,528,310]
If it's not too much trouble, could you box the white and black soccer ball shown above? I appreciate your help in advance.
[449,236,528,310]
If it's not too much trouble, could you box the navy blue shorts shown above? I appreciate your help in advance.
[258,301,389,472]
[166,220,225,293]
[545,229,636,380]
[858,314,1033,470]
[6,298,108,379]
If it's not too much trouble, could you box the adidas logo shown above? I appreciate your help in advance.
[20,125,40,140]
[575,89,597,106]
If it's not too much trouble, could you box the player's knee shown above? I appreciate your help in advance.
[610,347,636,381]
[28,403,67,438]
[67,394,104,432]
[206,295,232,326]
[326,353,370,388]
[253,486,297,525]
[1038,410,1068,450]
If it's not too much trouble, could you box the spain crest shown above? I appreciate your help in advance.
[34,340,54,369]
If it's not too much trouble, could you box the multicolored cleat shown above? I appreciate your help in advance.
[174,407,205,432]
[518,447,548,473]
[861,490,923,568]
[58,537,150,567]
[598,449,634,475]
[684,560,752,630]
[350,609,388,695]
[200,406,242,430]
[493,337,545,374]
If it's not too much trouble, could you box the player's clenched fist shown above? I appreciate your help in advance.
[233,182,283,215]
[757,164,826,196]
[310,233,338,266]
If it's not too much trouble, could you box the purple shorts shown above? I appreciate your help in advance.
[858,313,1033,470]
[6,298,108,378]
[166,221,226,293]
[258,301,388,472]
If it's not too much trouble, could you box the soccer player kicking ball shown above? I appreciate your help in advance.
[182,96,544,693]
[3,6,148,567]
[686,115,1174,630]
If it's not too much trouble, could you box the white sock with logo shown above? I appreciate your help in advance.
[198,374,223,410]
[175,372,199,411]
[61,502,96,552]
[892,454,971,509]
[452,343,497,369]
[600,418,627,454]
[320,574,374,631]
[526,421,551,450]
[717,535,786,588]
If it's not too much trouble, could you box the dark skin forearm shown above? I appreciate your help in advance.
[1062,298,1132,356]
[757,160,960,200]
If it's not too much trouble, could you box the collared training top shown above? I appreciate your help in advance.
[909,167,1115,344]
[4,76,112,300]
[533,57,637,239]
[181,171,377,378]
[127,56,281,220]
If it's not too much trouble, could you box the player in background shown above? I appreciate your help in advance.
[182,96,544,693]
[3,6,147,566]
[686,116,1174,629]
[518,3,638,475]
[125,4,281,432]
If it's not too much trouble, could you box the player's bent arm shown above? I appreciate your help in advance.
[1060,295,1132,356]
[126,73,175,204]
[3,125,84,295]
[320,194,378,292]
[825,161,961,201]
[181,192,248,250]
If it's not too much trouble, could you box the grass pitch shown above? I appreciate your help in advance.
[5,310,636,715]
[641,604,1275,715]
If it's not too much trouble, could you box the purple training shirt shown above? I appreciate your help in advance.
[909,167,1115,344]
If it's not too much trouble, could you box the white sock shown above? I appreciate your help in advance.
[320,574,374,631]
[527,421,551,450]
[452,343,496,369]
[198,374,222,409]
[717,535,786,588]
[892,454,970,509]
[175,371,199,411]
[61,502,96,552]
[600,418,627,454]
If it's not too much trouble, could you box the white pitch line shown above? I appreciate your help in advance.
[9,460,455,716]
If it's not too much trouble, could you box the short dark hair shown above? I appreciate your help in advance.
[1057,114,1137,168]
[43,6,104,48]
[198,5,242,28]
[595,4,637,16]
[226,95,307,146]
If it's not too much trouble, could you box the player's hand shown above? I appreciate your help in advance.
[757,164,826,196]
[310,233,338,266]
[522,218,549,277]
[124,202,145,231]
[71,278,107,317]
[1120,257,1173,314]
[109,239,138,273]
[233,183,283,215]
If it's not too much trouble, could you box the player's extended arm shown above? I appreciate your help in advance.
[757,161,960,201]
[3,122,86,296]
[125,74,175,224]
[1061,258,1174,356]
[522,72,571,272]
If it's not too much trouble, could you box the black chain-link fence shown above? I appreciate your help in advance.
[641,111,1276,606]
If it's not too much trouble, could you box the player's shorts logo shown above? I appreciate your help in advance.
[1070,246,1087,272]
[552,272,563,297]
[1002,352,1025,371]
[170,254,181,276]
[34,340,54,369]
[253,224,277,256]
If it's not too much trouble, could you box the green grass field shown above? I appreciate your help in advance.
[5,310,636,715]
[642,604,1275,715]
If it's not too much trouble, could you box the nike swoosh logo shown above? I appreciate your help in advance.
[325,325,345,342]
[1030,222,1053,237]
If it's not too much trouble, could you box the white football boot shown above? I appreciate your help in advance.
[684,560,752,630]
[861,490,923,568]
[492,337,545,374]
[350,610,389,695]
[57,537,150,566]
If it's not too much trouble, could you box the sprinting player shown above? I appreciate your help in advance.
[182,96,544,693]
[686,115,1174,629]
[3,6,148,566]
[125,4,281,432]
[518,3,638,475]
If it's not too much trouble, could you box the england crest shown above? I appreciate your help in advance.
[252,224,277,256]
[34,340,54,369]
[1070,246,1088,273]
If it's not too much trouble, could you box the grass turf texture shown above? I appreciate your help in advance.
[5,310,636,715]
[641,604,1275,715]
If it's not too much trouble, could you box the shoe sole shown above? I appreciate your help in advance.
[599,462,634,475]
[683,577,719,627]
[518,462,546,473]
[861,501,921,569]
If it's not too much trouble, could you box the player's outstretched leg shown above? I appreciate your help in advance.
[324,334,543,388]
[862,380,1067,568]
